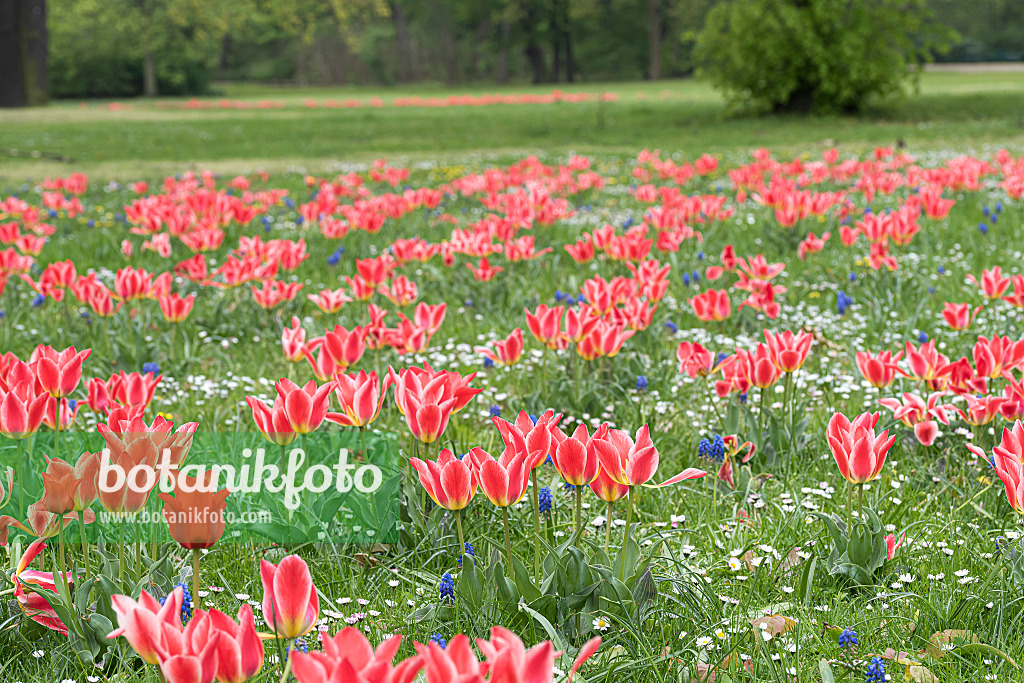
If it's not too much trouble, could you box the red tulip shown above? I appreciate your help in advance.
[158,292,196,323]
[246,393,298,446]
[158,471,230,550]
[941,302,982,331]
[589,467,629,503]
[31,344,91,397]
[967,266,1011,300]
[763,329,813,373]
[974,335,1024,380]
[676,341,717,378]
[477,328,524,366]
[413,302,447,334]
[551,423,605,486]
[308,324,367,373]
[307,286,352,314]
[155,610,221,683]
[492,409,557,471]
[904,340,949,389]
[855,350,904,389]
[10,540,71,635]
[260,554,321,639]
[827,411,895,484]
[690,289,731,322]
[292,629,422,683]
[469,445,531,508]
[274,378,334,434]
[593,425,707,488]
[525,305,564,349]
[958,394,1007,427]
[968,420,1024,515]
[410,448,477,511]
[0,499,94,543]
[326,370,386,428]
[209,605,265,683]
[737,344,781,389]
[282,316,307,362]
[0,380,49,439]
[109,587,185,664]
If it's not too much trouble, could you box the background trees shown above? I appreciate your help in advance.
[1,0,1020,104]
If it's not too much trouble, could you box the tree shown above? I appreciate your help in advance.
[696,0,955,113]
[0,0,48,107]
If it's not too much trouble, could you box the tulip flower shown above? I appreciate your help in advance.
[0,380,49,438]
[326,370,386,428]
[158,292,196,323]
[827,411,896,526]
[973,335,1024,380]
[260,554,321,639]
[109,587,186,665]
[246,393,298,447]
[469,444,531,572]
[311,324,367,372]
[885,532,905,560]
[904,340,950,390]
[524,304,564,349]
[476,328,524,366]
[967,266,1011,300]
[877,391,954,446]
[690,289,731,322]
[281,316,307,363]
[492,409,558,577]
[209,605,265,683]
[292,629,422,683]
[714,435,757,491]
[154,610,221,683]
[31,344,90,398]
[97,415,198,514]
[763,330,813,373]
[957,395,1007,427]
[274,378,334,435]
[676,341,717,378]
[307,286,352,314]
[158,471,229,550]
[410,448,477,551]
[827,412,895,485]
[10,539,71,635]
[0,500,95,544]
[967,420,1024,515]
[855,350,905,389]
[737,343,781,390]
[467,256,503,281]
[40,454,85,515]
[941,302,982,331]
[592,425,705,576]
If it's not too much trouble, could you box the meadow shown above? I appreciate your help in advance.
[0,74,1024,683]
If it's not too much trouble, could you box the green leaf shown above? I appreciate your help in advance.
[819,659,835,683]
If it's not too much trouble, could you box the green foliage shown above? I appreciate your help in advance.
[696,0,956,113]
[813,508,890,586]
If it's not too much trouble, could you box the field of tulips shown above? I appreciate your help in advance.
[1,146,1024,683]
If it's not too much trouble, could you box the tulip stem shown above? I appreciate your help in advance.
[604,501,614,556]
[53,397,61,462]
[502,507,514,577]
[279,655,292,683]
[858,483,864,519]
[847,481,853,531]
[79,509,89,578]
[620,489,633,580]
[454,508,465,560]
[530,471,542,582]
[192,548,201,599]
[359,425,369,461]
[573,485,583,545]
[703,376,724,432]
[16,438,24,514]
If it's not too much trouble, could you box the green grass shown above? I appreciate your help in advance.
[2,73,1024,181]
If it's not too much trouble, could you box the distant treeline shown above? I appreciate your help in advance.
[49,0,1024,99]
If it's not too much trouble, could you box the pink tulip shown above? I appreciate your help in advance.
[260,554,321,639]
[826,411,895,484]
[109,587,185,664]
[292,628,423,683]
[326,370,386,428]
[209,605,265,683]
[274,378,334,434]
[410,449,478,511]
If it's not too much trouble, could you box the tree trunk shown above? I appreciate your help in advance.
[550,3,561,83]
[523,0,546,84]
[0,0,49,108]
[497,20,510,83]
[391,1,414,82]
[143,49,158,96]
[648,0,662,80]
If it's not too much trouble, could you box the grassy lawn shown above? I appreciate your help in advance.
[1,72,1023,181]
